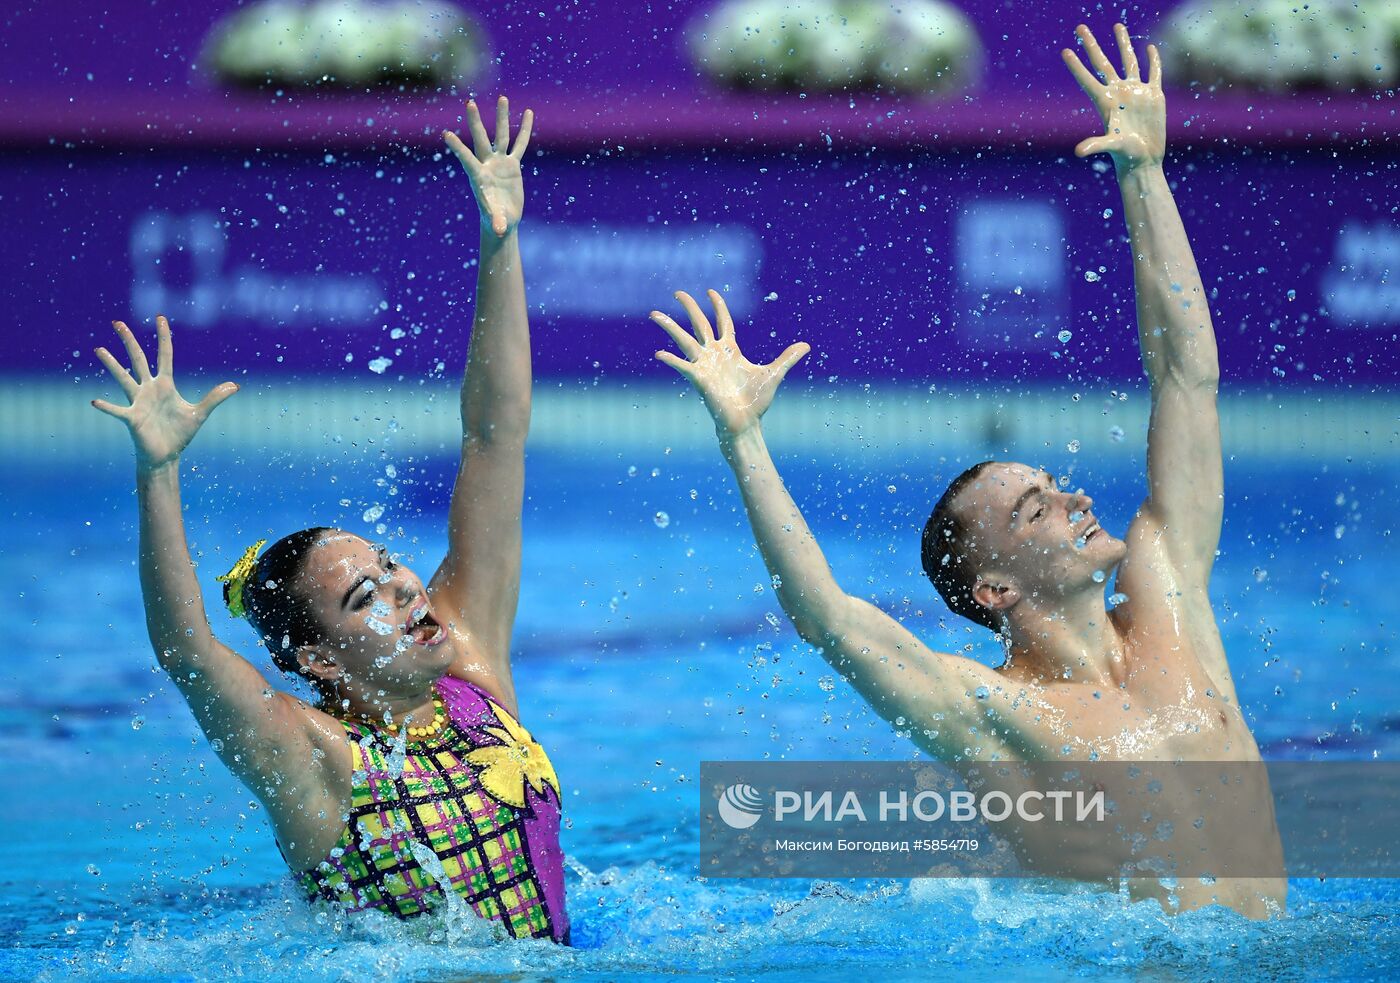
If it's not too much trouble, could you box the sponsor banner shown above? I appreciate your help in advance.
[702,761,1400,878]
[9,146,1396,384]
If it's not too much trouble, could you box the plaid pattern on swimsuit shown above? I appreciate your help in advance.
[297,676,569,942]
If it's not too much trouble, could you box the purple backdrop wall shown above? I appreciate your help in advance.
[2,1,1396,385]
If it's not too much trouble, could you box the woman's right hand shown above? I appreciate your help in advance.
[650,290,809,443]
[92,316,238,472]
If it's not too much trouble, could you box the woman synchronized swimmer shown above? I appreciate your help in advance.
[91,98,569,943]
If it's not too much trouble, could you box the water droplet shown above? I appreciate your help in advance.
[1102,208,1113,219]
[87,864,100,876]
[130,715,145,731]
[653,511,671,529]
[1092,570,1106,584]
[368,357,393,374]
[974,685,990,700]
[1108,592,1129,606]
[1067,440,1081,453]
[1084,270,1101,282]
[1286,289,1296,302]
[1109,425,1125,442]
[1057,329,1073,343]
[363,504,385,523]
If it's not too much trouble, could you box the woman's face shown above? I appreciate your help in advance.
[293,531,454,690]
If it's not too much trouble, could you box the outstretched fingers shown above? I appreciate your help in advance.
[1074,135,1114,158]
[511,108,534,160]
[1074,24,1120,83]
[772,341,810,380]
[1113,23,1140,83]
[494,96,510,154]
[654,349,696,380]
[707,289,735,341]
[649,310,703,360]
[90,397,128,420]
[675,290,716,345]
[465,100,492,159]
[195,381,239,420]
[94,345,137,399]
[113,321,152,381]
[443,129,480,176]
[156,314,173,376]
[1061,47,1102,100]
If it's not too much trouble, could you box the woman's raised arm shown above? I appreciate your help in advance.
[432,98,534,715]
[93,318,336,808]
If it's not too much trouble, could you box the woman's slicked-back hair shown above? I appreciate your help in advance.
[921,461,999,631]
[224,527,335,676]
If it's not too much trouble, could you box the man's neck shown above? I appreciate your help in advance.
[999,591,1125,687]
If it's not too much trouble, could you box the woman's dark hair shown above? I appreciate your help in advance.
[921,461,998,631]
[224,527,335,676]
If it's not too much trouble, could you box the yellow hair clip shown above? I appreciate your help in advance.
[217,539,267,619]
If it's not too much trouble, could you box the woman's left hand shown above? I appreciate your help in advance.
[444,96,533,237]
[1062,23,1166,172]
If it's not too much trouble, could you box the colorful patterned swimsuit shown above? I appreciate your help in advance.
[296,676,569,943]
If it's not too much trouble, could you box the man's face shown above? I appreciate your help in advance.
[293,532,454,688]
[948,462,1127,607]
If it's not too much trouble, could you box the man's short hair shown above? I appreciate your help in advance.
[921,460,999,631]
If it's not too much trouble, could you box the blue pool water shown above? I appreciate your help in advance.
[5,443,1399,980]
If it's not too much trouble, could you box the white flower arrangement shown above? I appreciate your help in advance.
[1160,0,1397,91]
[689,0,982,94]
[205,0,486,89]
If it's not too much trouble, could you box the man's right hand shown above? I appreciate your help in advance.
[1061,22,1166,173]
[650,289,808,445]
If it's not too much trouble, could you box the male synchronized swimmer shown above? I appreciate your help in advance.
[650,24,1284,918]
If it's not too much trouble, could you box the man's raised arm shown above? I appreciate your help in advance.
[648,291,1006,753]
[1063,24,1222,585]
